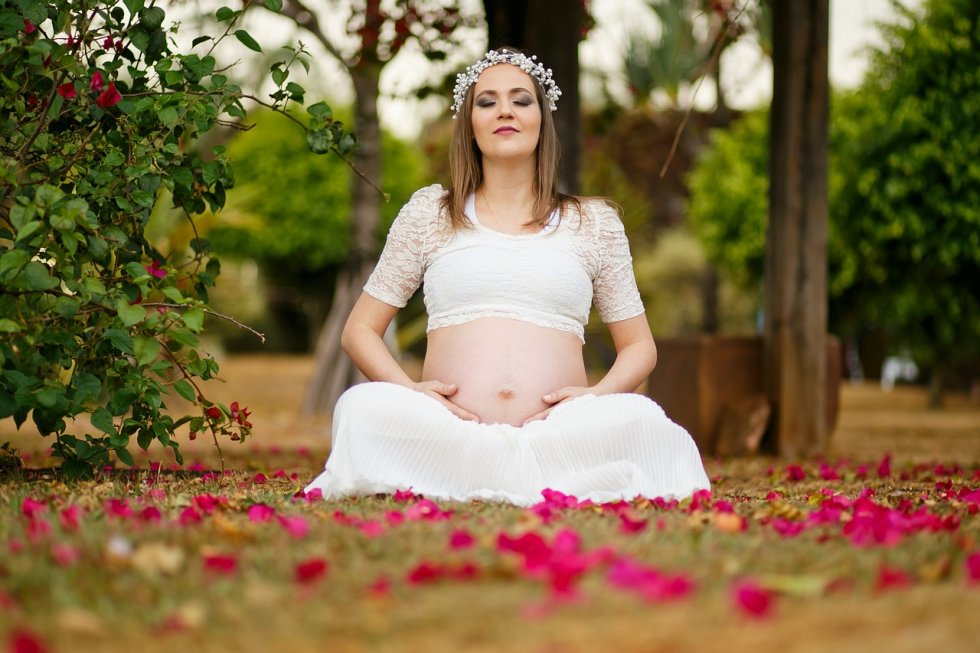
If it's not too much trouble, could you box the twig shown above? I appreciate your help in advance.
[140,302,266,343]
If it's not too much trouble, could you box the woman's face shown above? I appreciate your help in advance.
[470,64,542,164]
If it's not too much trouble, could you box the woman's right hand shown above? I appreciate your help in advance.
[412,381,479,421]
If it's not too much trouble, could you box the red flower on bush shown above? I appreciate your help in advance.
[205,406,222,420]
[90,71,104,92]
[57,82,76,99]
[23,19,36,34]
[145,260,166,279]
[96,82,122,108]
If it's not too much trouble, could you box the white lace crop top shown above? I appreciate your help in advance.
[363,184,645,343]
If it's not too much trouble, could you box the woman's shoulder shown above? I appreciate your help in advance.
[563,195,623,231]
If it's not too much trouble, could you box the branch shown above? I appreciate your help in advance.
[277,0,351,71]
[659,2,751,178]
[140,302,267,344]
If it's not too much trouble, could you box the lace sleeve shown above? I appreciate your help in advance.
[363,185,443,307]
[592,203,646,323]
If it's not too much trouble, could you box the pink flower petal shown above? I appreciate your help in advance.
[784,464,806,482]
[732,580,774,618]
[203,553,237,575]
[51,543,79,567]
[22,497,46,519]
[449,529,475,550]
[247,504,276,523]
[964,551,980,583]
[392,488,417,502]
[295,558,328,584]
[58,505,82,531]
[875,564,914,591]
[407,561,444,584]
[9,627,49,653]
[278,515,309,539]
[177,507,202,526]
[877,454,892,478]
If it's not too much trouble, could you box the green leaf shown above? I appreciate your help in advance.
[159,106,179,127]
[15,220,44,243]
[0,319,21,333]
[134,335,161,366]
[138,6,165,31]
[264,0,283,12]
[234,30,262,53]
[173,379,197,402]
[0,249,30,276]
[137,428,153,450]
[73,374,102,403]
[53,296,81,319]
[104,329,134,355]
[13,261,59,291]
[307,101,333,120]
[215,7,238,22]
[124,0,146,15]
[115,447,135,467]
[50,211,76,233]
[183,308,205,332]
[116,300,146,327]
[91,408,116,435]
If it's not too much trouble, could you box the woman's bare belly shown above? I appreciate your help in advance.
[422,318,588,426]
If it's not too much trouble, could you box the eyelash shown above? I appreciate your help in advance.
[476,98,534,108]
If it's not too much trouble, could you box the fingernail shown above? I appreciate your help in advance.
[544,394,553,401]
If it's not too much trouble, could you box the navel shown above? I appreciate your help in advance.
[496,387,516,400]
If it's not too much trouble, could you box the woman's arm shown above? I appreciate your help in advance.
[523,314,656,424]
[342,293,478,420]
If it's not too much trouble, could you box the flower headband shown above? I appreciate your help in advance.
[451,49,562,118]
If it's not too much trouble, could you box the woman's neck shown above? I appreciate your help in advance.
[479,158,536,215]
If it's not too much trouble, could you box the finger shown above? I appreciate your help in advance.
[522,408,552,426]
[427,393,478,421]
[542,388,571,404]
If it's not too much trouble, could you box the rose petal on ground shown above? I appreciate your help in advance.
[58,505,81,531]
[407,562,444,584]
[202,553,237,575]
[964,551,980,583]
[875,564,914,591]
[22,497,46,519]
[247,504,276,523]
[50,543,79,567]
[732,580,774,618]
[449,529,475,550]
[9,627,49,653]
[278,515,310,539]
[295,558,329,585]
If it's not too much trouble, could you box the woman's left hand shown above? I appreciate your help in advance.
[521,386,594,426]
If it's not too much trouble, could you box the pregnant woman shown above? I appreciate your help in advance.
[305,49,710,505]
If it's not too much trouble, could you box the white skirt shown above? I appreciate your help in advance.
[305,382,710,506]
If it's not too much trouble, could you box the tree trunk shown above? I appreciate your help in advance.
[302,65,383,416]
[484,0,582,193]
[763,0,829,457]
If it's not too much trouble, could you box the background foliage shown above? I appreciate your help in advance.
[687,0,979,387]
[0,0,350,473]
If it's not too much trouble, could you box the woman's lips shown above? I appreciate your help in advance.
[494,126,518,134]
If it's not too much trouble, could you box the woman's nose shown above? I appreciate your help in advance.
[497,99,514,117]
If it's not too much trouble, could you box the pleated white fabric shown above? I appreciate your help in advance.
[305,382,710,506]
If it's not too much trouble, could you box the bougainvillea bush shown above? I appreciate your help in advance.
[0,0,349,475]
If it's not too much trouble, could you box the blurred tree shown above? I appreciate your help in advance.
[255,0,476,414]
[688,0,980,406]
[206,109,425,350]
[833,0,980,405]
[483,0,591,193]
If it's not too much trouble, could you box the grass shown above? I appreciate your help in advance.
[1,356,979,652]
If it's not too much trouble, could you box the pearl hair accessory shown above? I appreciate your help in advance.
[451,49,562,118]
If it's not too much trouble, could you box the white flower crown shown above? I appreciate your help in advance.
[451,49,562,119]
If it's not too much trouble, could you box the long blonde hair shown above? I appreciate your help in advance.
[442,48,578,230]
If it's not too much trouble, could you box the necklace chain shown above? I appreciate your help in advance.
[481,190,530,235]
